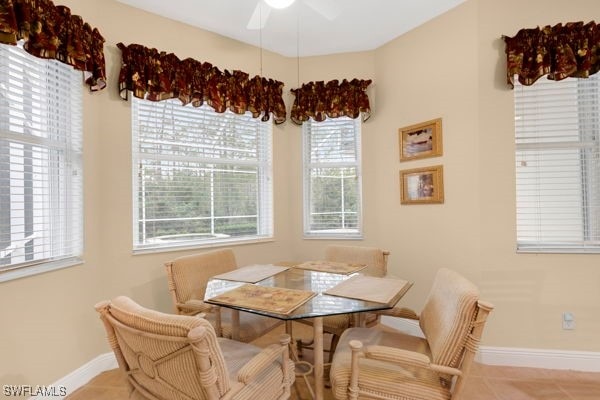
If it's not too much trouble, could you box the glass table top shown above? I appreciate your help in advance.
[204,267,410,320]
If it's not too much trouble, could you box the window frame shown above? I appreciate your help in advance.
[302,117,363,239]
[0,44,83,282]
[131,98,274,253]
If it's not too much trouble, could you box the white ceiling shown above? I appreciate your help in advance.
[115,0,466,57]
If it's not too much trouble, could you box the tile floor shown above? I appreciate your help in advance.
[68,323,600,400]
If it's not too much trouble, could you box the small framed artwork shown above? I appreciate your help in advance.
[400,165,444,204]
[398,118,442,161]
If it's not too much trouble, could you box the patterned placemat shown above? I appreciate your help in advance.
[207,284,316,315]
[324,275,412,304]
[292,260,367,275]
[212,264,289,283]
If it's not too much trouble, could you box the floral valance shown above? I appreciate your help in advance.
[503,21,600,88]
[117,43,287,124]
[290,79,372,125]
[0,0,106,91]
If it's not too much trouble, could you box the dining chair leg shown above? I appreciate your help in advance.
[328,334,340,364]
[297,337,315,358]
[285,321,298,360]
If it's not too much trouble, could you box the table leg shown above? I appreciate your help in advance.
[231,309,240,341]
[313,317,324,400]
[354,312,365,328]
[286,321,315,399]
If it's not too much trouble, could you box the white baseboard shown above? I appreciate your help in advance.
[380,316,600,372]
[30,353,117,400]
[477,346,600,372]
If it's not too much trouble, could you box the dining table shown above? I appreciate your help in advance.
[204,262,412,400]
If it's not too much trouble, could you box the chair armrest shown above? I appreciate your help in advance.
[237,334,291,384]
[177,299,215,315]
[363,344,462,377]
[373,307,419,320]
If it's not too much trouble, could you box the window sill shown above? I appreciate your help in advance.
[132,236,275,256]
[303,231,363,240]
[0,257,83,283]
[517,246,600,254]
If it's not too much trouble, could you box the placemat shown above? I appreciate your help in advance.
[292,260,366,275]
[212,264,289,283]
[324,275,411,304]
[208,284,316,315]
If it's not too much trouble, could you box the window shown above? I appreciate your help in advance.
[514,74,600,252]
[132,98,273,251]
[0,44,83,282]
[303,117,362,238]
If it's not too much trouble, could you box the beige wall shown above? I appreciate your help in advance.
[287,0,600,353]
[369,0,600,351]
[0,0,298,387]
[1,0,600,389]
[475,0,600,349]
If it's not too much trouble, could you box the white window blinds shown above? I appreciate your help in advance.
[0,44,83,280]
[515,74,600,252]
[132,99,273,250]
[303,117,362,238]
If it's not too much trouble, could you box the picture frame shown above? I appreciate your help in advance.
[400,165,444,204]
[398,118,442,161]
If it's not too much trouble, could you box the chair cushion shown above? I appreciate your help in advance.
[218,338,295,400]
[168,249,237,304]
[323,314,352,332]
[325,245,387,277]
[330,327,451,400]
[419,268,479,368]
[110,296,210,336]
[218,337,263,377]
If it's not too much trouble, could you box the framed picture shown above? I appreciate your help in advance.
[400,165,444,204]
[398,118,442,161]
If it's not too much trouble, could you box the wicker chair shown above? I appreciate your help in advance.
[165,249,282,343]
[329,268,494,400]
[96,296,294,400]
[298,245,390,362]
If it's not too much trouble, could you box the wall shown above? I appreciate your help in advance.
[2,0,600,390]
[475,0,600,349]
[288,0,600,353]
[0,0,298,388]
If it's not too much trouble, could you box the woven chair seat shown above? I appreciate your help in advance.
[329,268,494,400]
[165,249,283,343]
[95,296,294,400]
[330,328,450,400]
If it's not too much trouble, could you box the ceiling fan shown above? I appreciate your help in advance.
[247,0,341,30]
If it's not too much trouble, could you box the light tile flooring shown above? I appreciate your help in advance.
[68,323,600,400]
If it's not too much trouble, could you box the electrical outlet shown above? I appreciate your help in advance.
[562,312,575,330]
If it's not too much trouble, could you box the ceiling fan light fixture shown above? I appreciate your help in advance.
[264,0,296,9]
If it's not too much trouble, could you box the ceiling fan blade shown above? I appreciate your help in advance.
[247,2,271,30]
[303,0,340,20]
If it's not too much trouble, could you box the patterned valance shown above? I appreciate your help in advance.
[290,79,372,125]
[0,0,106,91]
[117,43,287,124]
[503,21,600,88]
